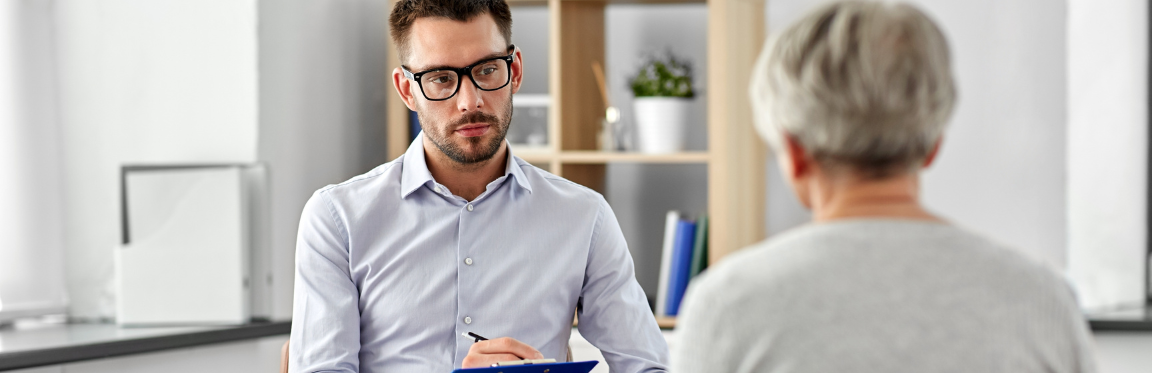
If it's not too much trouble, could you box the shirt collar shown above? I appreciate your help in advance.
[400,132,533,199]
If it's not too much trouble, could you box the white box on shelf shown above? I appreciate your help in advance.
[509,94,550,149]
[116,164,270,326]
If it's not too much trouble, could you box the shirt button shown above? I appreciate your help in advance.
[464,316,472,325]
[465,258,473,266]
[466,204,474,212]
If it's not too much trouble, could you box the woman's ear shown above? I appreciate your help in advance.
[778,133,815,210]
[923,137,943,168]
[783,134,811,180]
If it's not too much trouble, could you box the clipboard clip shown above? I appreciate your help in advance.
[491,358,557,367]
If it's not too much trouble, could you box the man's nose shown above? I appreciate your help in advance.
[455,74,483,111]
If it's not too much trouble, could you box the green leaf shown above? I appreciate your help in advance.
[628,51,695,98]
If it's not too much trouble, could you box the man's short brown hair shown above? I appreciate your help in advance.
[389,0,513,65]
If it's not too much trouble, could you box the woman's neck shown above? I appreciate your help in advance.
[808,171,942,223]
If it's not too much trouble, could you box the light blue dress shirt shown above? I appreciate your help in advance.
[289,134,669,373]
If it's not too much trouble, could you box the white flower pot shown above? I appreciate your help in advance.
[633,97,691,154]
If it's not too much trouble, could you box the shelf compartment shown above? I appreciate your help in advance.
[509,145,556,164]
[510,149,712,164]
[560,151,709,164]
[558,163,607,193]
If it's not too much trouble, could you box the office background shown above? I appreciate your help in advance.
[1,0,1150,372]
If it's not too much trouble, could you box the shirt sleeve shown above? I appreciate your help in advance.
[288,190,361,373]
[575,197,670,373]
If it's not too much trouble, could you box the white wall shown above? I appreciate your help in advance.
[1067,0,1148,311]
[51,0,390,320]
[53,0,261,320]
[257,0,391,319]
[0,0,68,319]
[766,0,1071,271]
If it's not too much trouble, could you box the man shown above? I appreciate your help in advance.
[673,2,1095,373]
[287,0,668,372]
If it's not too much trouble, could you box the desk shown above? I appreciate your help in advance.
[1088,305,1152,332]
[0,321,290,371]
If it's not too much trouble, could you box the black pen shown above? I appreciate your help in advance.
[462,332,488,343]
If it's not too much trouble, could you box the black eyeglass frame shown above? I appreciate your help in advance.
[402,45,517,102]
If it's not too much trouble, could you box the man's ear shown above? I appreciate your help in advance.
[509,47,523,94]
[392,67,418,111]
[783,134,811,180]
[922,137,943,168]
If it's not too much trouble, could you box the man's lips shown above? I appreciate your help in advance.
[454,123,491,138]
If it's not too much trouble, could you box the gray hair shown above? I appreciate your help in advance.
[750,1,956,178]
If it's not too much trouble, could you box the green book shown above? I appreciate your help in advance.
[689,215,709,278]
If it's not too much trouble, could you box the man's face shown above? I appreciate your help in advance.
[396,14,522,165]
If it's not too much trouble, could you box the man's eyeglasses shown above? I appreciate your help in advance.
[402,45,516,101]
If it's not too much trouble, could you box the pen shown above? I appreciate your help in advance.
[462,331,488,343]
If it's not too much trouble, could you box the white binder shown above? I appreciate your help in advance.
[116,164,270,325]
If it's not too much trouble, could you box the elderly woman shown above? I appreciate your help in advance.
[672,2,1095,373]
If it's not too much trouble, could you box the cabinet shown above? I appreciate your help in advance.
[383,0,767,326]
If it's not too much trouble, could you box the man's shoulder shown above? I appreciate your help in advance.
[313,157,404,202]
[512,156,607,205]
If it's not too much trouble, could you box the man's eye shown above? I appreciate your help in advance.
[477,65,498,76]
[427,74,454,84]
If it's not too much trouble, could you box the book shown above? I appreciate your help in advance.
[665,218,697,316]
[689,215,709,279]
[655,210,680,317]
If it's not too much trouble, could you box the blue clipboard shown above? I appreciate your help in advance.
[451,360,598,373]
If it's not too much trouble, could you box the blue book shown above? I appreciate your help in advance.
[689,215,709,279]
[665,219,697,316]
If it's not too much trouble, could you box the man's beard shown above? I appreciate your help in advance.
[419,97,512,165]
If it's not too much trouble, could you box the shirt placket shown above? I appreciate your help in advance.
[449,179,504,365]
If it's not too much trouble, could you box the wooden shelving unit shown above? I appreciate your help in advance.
[509,147,710,164]
[385,0,766,329]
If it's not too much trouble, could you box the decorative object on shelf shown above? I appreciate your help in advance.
[630,51,695,154]
[509,94,550,150]
[592,61,624,151]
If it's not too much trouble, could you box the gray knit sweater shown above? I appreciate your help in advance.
[672,219,1095,373]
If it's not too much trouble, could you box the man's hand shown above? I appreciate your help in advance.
[461,337,545,368]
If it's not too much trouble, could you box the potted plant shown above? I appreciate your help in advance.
[629,52,695,154]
